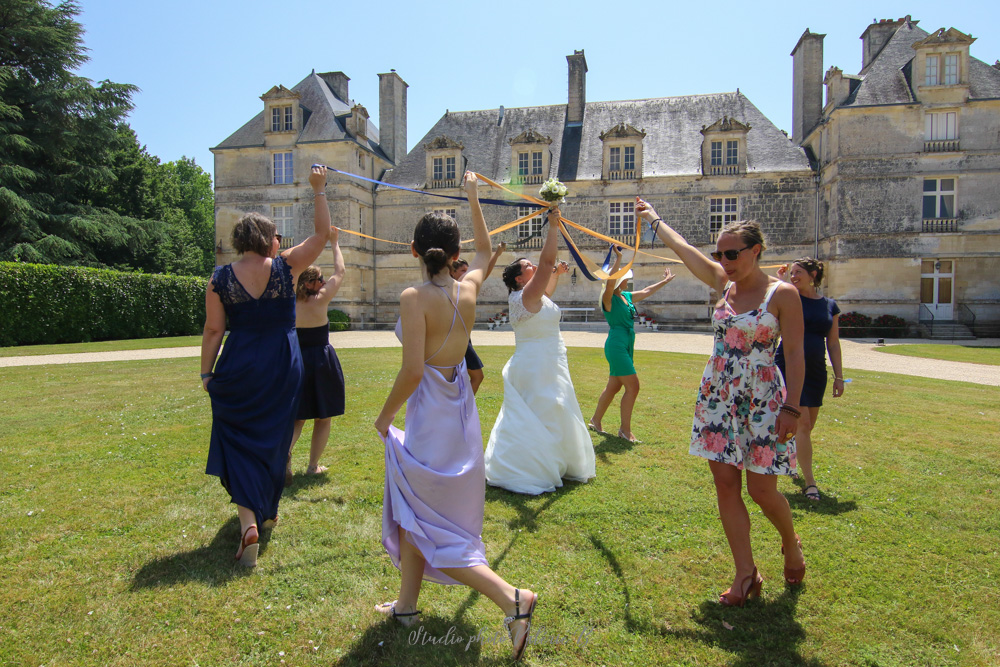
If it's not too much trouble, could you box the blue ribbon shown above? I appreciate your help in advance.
[311,164,542,208]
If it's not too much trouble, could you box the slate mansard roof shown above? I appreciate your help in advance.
[382,92,812,190]
[212,72,389,161]
[846,21,1000,107]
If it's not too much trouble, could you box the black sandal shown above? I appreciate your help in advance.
[803,484,821,502]
[503,589,537,661]
[375,600,420,626]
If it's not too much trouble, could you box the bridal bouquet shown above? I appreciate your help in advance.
[538,178,568,204]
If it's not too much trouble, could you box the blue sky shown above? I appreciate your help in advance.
[75,0,998,181]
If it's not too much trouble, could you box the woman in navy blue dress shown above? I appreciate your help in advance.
[200,165,334,566]
[775,258,845,502]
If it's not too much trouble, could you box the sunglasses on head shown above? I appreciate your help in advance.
[274,234,283,243]
[711,246,752,262]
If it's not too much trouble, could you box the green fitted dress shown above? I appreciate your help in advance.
[602,291,637,376]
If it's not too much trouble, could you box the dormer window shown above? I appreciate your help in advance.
[424,136,464,188]
[701,117,750,176]
[509,129,552,185]
[271,105,293,132]
[925,53,960,86]
[600,123,645,181]
[350,104,369,139]
[913,28,974,103]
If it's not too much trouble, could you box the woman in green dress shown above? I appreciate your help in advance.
[589,246,675,442]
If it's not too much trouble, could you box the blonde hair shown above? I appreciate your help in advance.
[296,265,323,300]
[720,220,767,257]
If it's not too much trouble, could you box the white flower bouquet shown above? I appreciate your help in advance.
[538,178,568,204]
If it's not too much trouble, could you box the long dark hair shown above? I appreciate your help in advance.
[502,257,529,293]
[413,212,460,275]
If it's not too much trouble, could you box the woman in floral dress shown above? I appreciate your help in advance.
[636,198,807,606]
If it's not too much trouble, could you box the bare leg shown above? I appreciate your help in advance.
[235,504,258,563]
[618,374,640,439]
[287,420,306,478]
[307,417,332,472]
[796,407,820,489]
[468,368,484,395]
[591,376,623,431]
[391,526,425,616]
[709,461,755,592]
[746,471,804,571]
[437,563,536,649]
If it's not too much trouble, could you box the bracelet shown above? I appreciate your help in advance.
[779,404,801,418]
[200,372,214,379]
[649,218,662,233]
[314,192,327,197]
[834,377,844,381]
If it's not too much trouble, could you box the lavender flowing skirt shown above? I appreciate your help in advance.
[381,361,489,585]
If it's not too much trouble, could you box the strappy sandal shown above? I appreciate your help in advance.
[587,420,606,435]
[305,464,329,475]
[718,567,763,607]
[235,524,259,567]
[617,429,641,443]
[503,588,537,661]
[803,485,821,502]
[781,534,806,585]
[375,600,420,627]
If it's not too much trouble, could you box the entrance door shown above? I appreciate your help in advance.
[921,259,954,320]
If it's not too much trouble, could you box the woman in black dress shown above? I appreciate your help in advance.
[776,258,845,501]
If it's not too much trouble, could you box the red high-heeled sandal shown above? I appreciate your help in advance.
[719,567,763,607]
[781,534,805,585]
[235,524,259,567]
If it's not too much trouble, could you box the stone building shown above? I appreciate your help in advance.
[211,69,408,317]
[792,17,1000,336]
[375,50,815,326]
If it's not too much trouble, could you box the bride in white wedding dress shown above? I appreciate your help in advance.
[483,206,596,495]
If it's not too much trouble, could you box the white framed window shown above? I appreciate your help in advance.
[609,147,621,173]
[623,146,635,172]
[944,54,959,85]
[517,152,529,176]
[432,208,457,221]
[445,157,456,181]
[531,151,543,175]
[272,152,293,184]
[271,105,293,132]
[709,197,738,237]
[608,201,636,236]
[925,55,940,86]
[710,141,723,166]
[923,178,956,219]
[925,112,957,141]
[726,141,739,165]
[432,157,443,182]
[271,204,293,238]
[516,205,543,239]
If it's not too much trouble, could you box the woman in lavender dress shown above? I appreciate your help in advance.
[373,173,538,660]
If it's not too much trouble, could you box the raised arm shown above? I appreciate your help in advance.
[545,260,569,298]
[459,171,492,294]
[520,207,560,309]
[827,313,845,398]
[601,246,623,311]
[315,226,346,304]
[374,288,425,437]
[631,267,675,303]
[484,241,506,280]
[283,165,332,280]
[636,197,727,293]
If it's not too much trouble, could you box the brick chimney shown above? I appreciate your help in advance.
[861,17,908,71]
[319,72,350,102]
[791,29,825,145]
[566,50,587,125]
[378,70,408,165]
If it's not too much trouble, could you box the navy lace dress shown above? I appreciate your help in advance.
[205,256,303,525]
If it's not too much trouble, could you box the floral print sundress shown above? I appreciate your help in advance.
[690,280,796,475]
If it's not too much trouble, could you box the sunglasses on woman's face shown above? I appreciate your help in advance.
[710,246,751,262]
[274,234,283,243]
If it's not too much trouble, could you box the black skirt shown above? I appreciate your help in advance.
[295,324,345,419]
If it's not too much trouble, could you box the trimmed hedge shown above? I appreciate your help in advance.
[328,308,351,332]
[839,311,909,338]
[0,262,207,347]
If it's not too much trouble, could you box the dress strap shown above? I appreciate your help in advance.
[425,282,467,367]
[761,280,781,311]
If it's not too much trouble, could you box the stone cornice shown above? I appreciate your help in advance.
[913,27,976,49]
[508,129,552,146]
[260,85,301,101]
[700,116,752,135]
[599,122,646,141]
[424,136,464,151]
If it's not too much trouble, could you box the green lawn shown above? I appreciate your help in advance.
[0,335,203,357]
[1,347,997,666]
[875,344,1000,366]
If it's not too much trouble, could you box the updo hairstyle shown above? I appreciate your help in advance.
[720,219,767,257]
[502,257,529,293]
[296,265,323,300]
[231,212,276,256]
[413,212,461,276]
[792,257,824,286]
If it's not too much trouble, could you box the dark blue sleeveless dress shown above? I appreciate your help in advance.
[205,256,303,526]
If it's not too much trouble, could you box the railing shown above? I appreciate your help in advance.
[924,139,960,152]
[512,173,545,185]
[429,179,457,188]
[708,164,739,176]
[918,303,936,323]
[607,232,638,245]
[279,236,295,249]
[956,303,976,326]
[922,218,957,232]
[513,235,544,249]
[607,169,637,181]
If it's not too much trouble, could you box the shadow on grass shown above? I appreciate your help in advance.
[592,431,639,461]
[785,481,859,516]
[666,588,829,667]
[589,533,661,635]
[281,472,332,498]
[129,517,271,589]
[334,614,513,667]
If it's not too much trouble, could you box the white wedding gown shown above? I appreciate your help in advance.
[484,290,596,494]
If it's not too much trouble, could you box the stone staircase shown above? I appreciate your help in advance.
[920,321,977,340]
